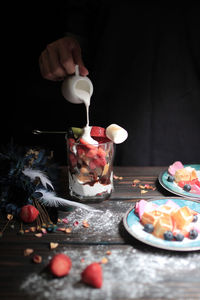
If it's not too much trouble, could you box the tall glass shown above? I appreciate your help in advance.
[66,136,114,202]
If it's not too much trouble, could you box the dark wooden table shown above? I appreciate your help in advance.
[1,166,200,300]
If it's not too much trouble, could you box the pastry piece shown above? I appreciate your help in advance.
[171,206,193,229]
[141,210,163,226]
[174,167,197,183]
[153,215,173,239]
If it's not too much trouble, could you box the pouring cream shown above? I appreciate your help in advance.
[74,84,97,144]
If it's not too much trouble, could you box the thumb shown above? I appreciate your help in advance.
[72,48,89,76]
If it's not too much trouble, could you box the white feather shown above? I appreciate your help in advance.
[36,189,99,212]
[23,168,54,190]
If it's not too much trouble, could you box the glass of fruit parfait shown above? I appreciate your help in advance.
[66,126,115,202]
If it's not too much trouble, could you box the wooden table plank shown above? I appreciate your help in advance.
[1,244,200,300]
[1,166,200,300]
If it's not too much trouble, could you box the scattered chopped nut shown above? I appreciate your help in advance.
[82,220,90,228]
[7,214,13,221]
[29,227,36,232]
[50,242,59,249]
[114,175,123,180]
[65,227,72,233]
[57,227,66,232]
[41,228,47,234]
[24,248,34,256]
[101,257,108,264]
[34,233,43,238]
[139,184,145,189]
[133,179,140,184]
[141,190,148,194]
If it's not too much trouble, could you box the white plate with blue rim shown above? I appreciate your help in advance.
[158,165,200,199]
[123,198,200,251]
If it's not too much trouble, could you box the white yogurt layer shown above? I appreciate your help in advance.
[69,173,113,197]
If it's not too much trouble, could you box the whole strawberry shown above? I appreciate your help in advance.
[81,262,103,288]
[20,205,39,223]
[49,253,72,277]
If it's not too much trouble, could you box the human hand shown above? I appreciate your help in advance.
[39,36,89,81]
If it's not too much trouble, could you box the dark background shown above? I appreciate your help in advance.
[6,2,200,166]
[6,3,78,164]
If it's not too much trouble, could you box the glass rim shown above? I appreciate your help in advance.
[66,136,113,146]
[68,140,113,146]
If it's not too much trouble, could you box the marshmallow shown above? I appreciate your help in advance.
[106,124,128,144]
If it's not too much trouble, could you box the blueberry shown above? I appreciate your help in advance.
[183,184,191,192]
[143,224,154,233]
[164,231,173,241]
[174,233,184,242]
[189,229,198,240]
[192,215,198,222]
[167,175,174,182]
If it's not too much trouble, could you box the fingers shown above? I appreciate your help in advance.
[39,37,89,81]
[39,43,67,81]
[58,40,76,75]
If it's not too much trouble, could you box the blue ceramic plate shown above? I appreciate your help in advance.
[159,165,200,199]
[123,198,200,251]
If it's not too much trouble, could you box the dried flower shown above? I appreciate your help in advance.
[32,254,42,264]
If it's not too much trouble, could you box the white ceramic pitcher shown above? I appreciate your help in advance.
[61,65,93,104]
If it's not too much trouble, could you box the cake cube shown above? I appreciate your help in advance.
[171,206,193,229]
[153,215,173,239]
[141,210,163,226]
[174,167,197,183]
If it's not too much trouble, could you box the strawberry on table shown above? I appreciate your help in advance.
[49,253,72,277]
[20,205,39,223]
[81,262,103,288]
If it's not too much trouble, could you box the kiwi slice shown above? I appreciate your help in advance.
[71,127,83,139]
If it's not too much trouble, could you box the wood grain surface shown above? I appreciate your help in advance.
[0,166,200,300]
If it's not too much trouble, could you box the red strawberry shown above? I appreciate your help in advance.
[193,179,200,188]
[81,262,103,288]
[49,253,72,277]
[69,153,77,168]
[77,146,86,158]
[90,126,106,138]
[86,148,98,158]
[20,205,39,223]
[97,147,106,158]
[79,138,97,150]
[89,156,106,169]
[178,179,200,189]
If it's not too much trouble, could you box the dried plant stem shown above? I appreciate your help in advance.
[0,215,13,234]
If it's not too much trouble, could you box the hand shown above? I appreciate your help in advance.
[39,36,89,81]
